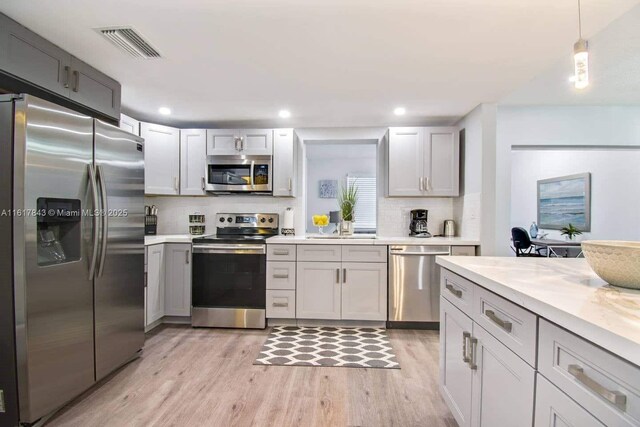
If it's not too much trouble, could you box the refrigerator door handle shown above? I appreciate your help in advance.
[88,164,100,279]
[96,165,109,277]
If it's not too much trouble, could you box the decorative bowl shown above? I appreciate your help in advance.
[581,240,640,289]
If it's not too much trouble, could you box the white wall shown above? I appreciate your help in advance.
[494,105,640,255]
[511,148,640,241]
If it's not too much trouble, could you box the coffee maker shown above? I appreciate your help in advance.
[409,209,432,237]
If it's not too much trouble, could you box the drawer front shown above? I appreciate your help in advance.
[267,262,296,290]
[473,285,537,367]
[266,290,296,318]
[440,269,474,314]
[535,374,605,427]
[297,245,342,262]
[539,319,640,427]
[342,245,387,262]
[267,244,296,261]
[450,246,476,256]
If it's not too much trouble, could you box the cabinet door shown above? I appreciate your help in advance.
[68,56,121,119]
[146,244,165,325]
[535,374,604,427]
[272,128,295,196]
[164,244,192,317]
[424,128,459,196]
[388,127,424,196]
[240,129,273,155]
[296,262,342,319]
[440,297,474,427]
[206,129,239,154]
[470,324,535,427]
[120,113,140,136]
[0,13,71,97]
[180,129,207,195]
[141,122,180,195]
[341,262,387,321]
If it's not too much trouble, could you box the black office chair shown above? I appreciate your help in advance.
[511,227,544,257]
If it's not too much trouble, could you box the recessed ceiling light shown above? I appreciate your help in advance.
[394,107,406,116]
[158,107,171,115]
[279,109,291,118]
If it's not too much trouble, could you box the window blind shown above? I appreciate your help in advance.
[347,175,376,231]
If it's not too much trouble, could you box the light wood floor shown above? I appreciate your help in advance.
[46,325,456,427]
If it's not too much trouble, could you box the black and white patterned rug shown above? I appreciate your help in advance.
[254,326,400,369]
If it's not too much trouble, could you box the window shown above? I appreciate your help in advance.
[347,175,376,232]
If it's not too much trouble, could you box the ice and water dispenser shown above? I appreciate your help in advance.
[36,198,82,266]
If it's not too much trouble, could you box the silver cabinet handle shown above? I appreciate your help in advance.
[87,164,100,279]
[446,283,462,298]
[469,337,478,370]
[201,176,205,191]
[241,137,245,151]
[72,70,80,92]
[273,273,289,279]
[273,302,288,308]
[96,165,108,277]
[336,268,340,284]
[234,137,240,151]
[485,309,513,333]
[568,364,627,411]
[419,177,424,191]
[63,65,71,88]
[425,177,431,192]
[462,332,471,363]
[273,249,289,255]
[343,268,347,283]
[174,176,179,191]
[185,250,190,264]
[288,177,292,192]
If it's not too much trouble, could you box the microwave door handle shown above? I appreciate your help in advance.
[250,160,255,189]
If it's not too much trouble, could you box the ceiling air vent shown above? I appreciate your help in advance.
[97,27,162,59]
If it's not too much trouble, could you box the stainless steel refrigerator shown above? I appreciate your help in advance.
[0,94,145,426]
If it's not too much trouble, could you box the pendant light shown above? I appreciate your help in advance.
[573,0,589,89]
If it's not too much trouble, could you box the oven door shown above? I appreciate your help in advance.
[205,155,272,193]
[191,244,266,329]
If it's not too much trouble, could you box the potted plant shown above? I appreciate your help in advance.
[560,223,583,241]
[338,180,358,236]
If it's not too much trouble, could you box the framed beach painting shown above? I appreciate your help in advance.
[537,173,591,231]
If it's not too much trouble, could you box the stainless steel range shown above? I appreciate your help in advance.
[191,213,278,329]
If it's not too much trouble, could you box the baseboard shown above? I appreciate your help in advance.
[145,316,191,333]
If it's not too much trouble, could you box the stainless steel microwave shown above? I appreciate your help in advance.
[205,155,272,193]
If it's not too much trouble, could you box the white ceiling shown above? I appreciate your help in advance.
[1,0,638,127]
[502,3,640,105]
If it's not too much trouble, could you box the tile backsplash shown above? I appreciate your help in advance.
[147,195,456,237]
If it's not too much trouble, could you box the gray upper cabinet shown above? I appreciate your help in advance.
[272,128,295,197]
[0,13,121,119]
[141,122,180,195]
[206,128,273,155]
[119,114,140,136]
[180,129,207,196]
[388,126,459,197]
[206,129,239,155]
[68,56,121,119]
[240,129,273,155]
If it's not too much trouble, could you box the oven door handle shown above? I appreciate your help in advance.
[193,244,266,254]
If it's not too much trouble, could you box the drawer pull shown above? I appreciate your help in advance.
[272,302,289,308]
[462,331,471,363]
[485,309,512,333]
[446,283,462,298]
[273,249,290,255]
[273,273,289,279]
[568,364,627,411]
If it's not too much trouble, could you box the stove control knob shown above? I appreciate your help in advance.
[219,217,225,223]
[268,218,274,223]
[227,217,233,223]
[260,218,266,223]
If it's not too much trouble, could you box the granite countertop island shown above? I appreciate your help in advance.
[436,256,640,367]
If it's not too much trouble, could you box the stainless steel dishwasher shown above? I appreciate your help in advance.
[388,245,451,328]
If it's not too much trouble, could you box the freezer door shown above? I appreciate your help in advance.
[93,119,145,381]
[13,95,96,423]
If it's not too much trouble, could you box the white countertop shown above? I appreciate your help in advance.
[145,234,196,246]
[436,256,640,367]
[266,235,480,246]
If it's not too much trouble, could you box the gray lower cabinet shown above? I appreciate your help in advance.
[0,13,121,119]
[296,261,342,319]
[341,262,387,321]
[141,122,180,195]
[535,374,604,427]
[146,244,165,327]
[164,244,191,317]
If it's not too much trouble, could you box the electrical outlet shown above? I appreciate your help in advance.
[0,389,5,413]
